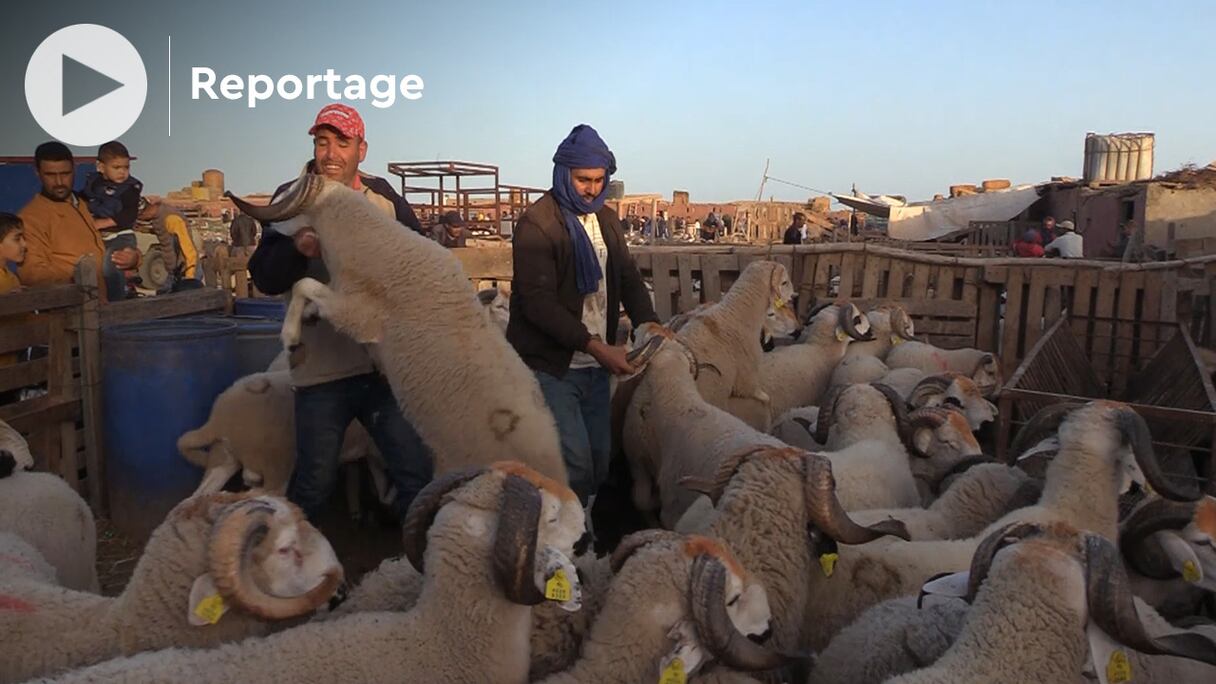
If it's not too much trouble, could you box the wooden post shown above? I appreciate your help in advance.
[73,256,106,513]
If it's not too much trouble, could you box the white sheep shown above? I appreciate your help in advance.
[0,422,98,593]
[884,521,1216,684]
[476,284,511,334]
[884,340,1002,397]
[849,463,1041,541]
[906,372,997,431]
[874,367,928,399]
[797,401,1202,651]
[538,532,802,683]
[47,461,587,684]
[666,259,800,429]
[0,491,344,683]
[177,370,390,502]
[827,305,916,387]
[227,174,566,483]
[744,302,874,422]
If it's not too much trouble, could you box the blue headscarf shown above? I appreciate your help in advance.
[551,124,617,295]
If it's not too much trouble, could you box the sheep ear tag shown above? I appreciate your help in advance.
[544,569,572,602]
[917,570,970,609]
[890,334,904,347]
[539,547,582,612]
[835,327,849,343]
[188,574,229,627]
[1153,531,1204,585]
[1087,622,1133,684]
[658,655,687,684]
[660,620,704,683]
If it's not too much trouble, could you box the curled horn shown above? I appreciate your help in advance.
[688,554,808,672]
[838,303,873,341]
[1118,498,1199,579]
[1117,406,1200,502]
[889,307,916,341]
[492,473,546,606]
[679,446,773,505]
[908,374,953,410]
[813,384,848,445]
[963,521,1045,603]
[1085,533,1216,666]
[609,529,684,573]
[208,498,344,620]
[224,166,325,224]
[624,333,666,370]
[402,468,485,572]
[1005,402,1081,465]
[871,383,915,453]
[803,453,910,544]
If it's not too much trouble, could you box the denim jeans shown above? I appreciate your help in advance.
[289,372,434,523]
[535,367,611,505]
[101,232,137,301]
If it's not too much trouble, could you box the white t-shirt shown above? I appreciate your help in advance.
[569,213,609,369]
[1046,232,1084,258]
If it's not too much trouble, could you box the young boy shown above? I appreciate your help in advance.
[81,140,142,300]
[0,213,26,294]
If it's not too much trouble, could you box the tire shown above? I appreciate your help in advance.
[138,245,170,291]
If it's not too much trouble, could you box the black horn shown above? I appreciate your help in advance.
[402,467,485,572]
[803,453,910,544]
[1117,407,1200,502]
[492,473,547,605]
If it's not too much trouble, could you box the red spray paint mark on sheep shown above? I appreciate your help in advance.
[0,594,36,613]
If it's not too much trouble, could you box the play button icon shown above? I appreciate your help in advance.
[25,24,147,147]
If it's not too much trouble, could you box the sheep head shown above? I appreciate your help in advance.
[764,262,799,340]
[1119,495,1216,590]
[909,372,997,431]
[964,520,1216,667]
[680,446,909,546]
[400,461,585,608]
[0,418,34,473]
[969,353,1002,397]
[476,287,510,333]
[905,406,986,488]
[204,494,344,621]
[884,305,916,345]
[813,382,909,448]
[610,532,807,677]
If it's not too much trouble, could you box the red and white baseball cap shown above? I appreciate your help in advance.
[308,103,365,140]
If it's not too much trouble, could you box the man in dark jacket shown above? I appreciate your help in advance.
[247,104,431,523]
[783,212,807,244]
[507,124,659,504]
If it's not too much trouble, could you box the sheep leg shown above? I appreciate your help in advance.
[290,277,385,345]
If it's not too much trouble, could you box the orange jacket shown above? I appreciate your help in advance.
[18,193,108,301]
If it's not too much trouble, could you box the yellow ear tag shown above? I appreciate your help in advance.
[773,297,786,310]
[1106,649,1132,683]
[819,552,839,578]
[193,593,226,625]
[891,334,904,346]
[835,328,849,342]
[659,657,686,684]
[1182,559,1201,584]
[545,569,572,602]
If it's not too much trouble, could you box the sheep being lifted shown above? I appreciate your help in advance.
[227,173,565,482]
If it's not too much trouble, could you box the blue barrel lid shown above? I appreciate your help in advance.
[102,319,238,342]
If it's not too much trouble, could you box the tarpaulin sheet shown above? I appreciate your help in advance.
[833,186,1041,241]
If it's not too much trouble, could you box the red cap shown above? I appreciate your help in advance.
[308,103,365,140]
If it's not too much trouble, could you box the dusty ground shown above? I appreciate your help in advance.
[95,471,403,597]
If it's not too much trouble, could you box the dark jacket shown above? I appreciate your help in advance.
[81,172,142,231]
[783,225,802,245]
[507,192,658,378]
[248,162,422,295]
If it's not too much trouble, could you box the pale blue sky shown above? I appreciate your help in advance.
[2,0,1212,204]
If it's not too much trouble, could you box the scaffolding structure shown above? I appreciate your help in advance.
[386,160,544,237]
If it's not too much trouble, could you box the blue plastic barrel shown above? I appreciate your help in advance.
[190,315,283,377]
[102,320,239,542]
[234,297,286,321]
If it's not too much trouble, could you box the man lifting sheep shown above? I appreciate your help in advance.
[247,104,432,523]
[507,124,660,505]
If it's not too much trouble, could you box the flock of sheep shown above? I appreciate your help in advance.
[2,173,1215,683]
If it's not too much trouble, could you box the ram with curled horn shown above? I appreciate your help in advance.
[227,170,568,484]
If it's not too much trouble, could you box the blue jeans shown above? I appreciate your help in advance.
[289,372,434,523]
[535,368,611,505]
[101,232,137,301]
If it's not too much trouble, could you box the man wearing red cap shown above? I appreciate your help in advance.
[248,104,431,524]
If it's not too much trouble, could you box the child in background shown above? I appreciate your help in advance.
[0,213,28,375]
[81,140,143,300]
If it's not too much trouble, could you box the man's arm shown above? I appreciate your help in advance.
[616,241,659,327]
[247,228,309,296]
[15,211,72,286]
[512,217,592,352]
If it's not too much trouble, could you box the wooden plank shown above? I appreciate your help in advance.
[1161,270,1178,323]
[999,267,1025,377]
[0,394,81,432]
[453,246,514,280]
[58,422,79,491]
[838,254,859,300]
[849,298,977,318]
[814,253,840,302]
[651,253,675,321]
[0,358,48,393]
[795,253,818,316]
[1023,269,1049,353]
[1091,270,1122,388]
[0,317,50,355]
[1043,285,1062,328]
[1112,271,1143,396]
[977,284,1000,352]
[1069,268,1098,342]
[44,313,72,397]
[75,256,105,513]
[99,288,230,327]
[0,286,83,317]
[1140,270,1164,360]
[887,258,908,299]
[960,267,980,306]
[860,256,885,299]
[702,257,723,305]
[934,266,957,300]
[911,264,931,299]
[677,254,697,311]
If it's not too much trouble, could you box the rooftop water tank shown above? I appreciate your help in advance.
[1083,133,1154,183]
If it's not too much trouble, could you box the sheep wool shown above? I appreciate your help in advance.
[0,468,98,593]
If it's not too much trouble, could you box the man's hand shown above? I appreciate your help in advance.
[111,247,141,270]
[293,228,321,258]
[586,338,635,376]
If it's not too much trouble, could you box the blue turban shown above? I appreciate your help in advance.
[551,124,617,296]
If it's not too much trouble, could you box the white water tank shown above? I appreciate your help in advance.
[1083,133,1154,183]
